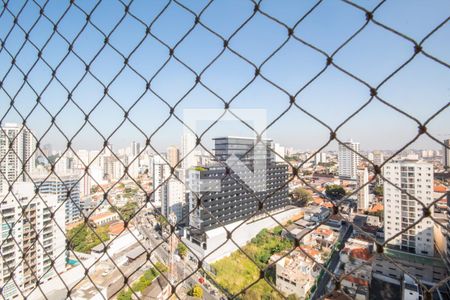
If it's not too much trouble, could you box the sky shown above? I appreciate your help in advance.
[0,0,449,152]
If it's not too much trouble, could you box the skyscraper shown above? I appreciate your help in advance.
[443,139,450,170]
[131,141,141,158]
[181,133,197,170]
[356,167,369,211]
[162,175,185,223]
[383,159,434,256]
[152,154,171,206]
[338,140,360,179]
[167,145,180,168]
[0,123,36,194]
[186,137,289,249]
[33,173,81,224]
[0,182,66,299]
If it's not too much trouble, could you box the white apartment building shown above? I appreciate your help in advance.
[181,132,197,170]
[0,182,65,300]
[314,152,328,165]
[33,173,81,224]
[372,150,384,166]
[162,177,185,223]
[273,143,285,163]
[356,167,370,211]
[383,160,434,256]
[338,140,360,179]
[0,123,36,194]
[152,155,171,207]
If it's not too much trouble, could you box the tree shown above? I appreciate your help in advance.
[67,224,110,253]
[157,215,168,227]
[373,184,383,196]
[325,185,345,200]
[118,201,138,221]
[291,187,313,205]
[272,226,283,236]
[177,243,188,259]
[117,290,132,300]
[189,284,203,298]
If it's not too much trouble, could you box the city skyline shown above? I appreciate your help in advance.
[0,1,448,151]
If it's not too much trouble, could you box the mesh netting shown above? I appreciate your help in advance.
[0,0,449,300]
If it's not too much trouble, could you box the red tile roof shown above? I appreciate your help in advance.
[343,275,369,287]
[434,185,447,193]
[349,247,372,261]
[108,221,125,235]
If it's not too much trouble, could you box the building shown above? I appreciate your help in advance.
[131,141,141,158]
[273,143,285,163]
[0,182,66,300]
[161,176,185,223]
[356,167,369,211]
[89,212,120,227]
[304,205,330,223]
[0,123,36,194]
[186,163,288,232]
[181,133,197,170]
[372,248,447,288]
[314,152,328,165]
[33,173,81,224]
[339,238,373,299]
[212,136,274,163]
[183,136,291,262]
[166,145,180,168]
[383,160,434,256]
[444,139,450,170]
[152,155,171,206]
[271,249,320,298]
[372,150,384,166]
[338,140,360,179]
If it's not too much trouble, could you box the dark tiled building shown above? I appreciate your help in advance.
[186,137,289,247]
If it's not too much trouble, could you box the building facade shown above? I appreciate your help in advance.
[338,140,360,179]
[383,160,434,256]
[0,182,65,299]
[33,174,81,224]
[152,154,171,207]
[0,123,36,194]
[166,145,180,168]
[356,167,370,211]
[444,139,450,170]
[161,176,185,224]
[185,137,289,250]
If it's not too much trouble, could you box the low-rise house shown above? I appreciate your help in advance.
[303,225,338,248]
[271,249,321,299]
[339,238,374,299]
[325,214,343,231]
[304,205,330,223]
[142,273,171,299]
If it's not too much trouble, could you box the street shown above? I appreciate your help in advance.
[311,223,353,300]
[136,215,220,300]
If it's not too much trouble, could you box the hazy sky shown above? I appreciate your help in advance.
[0,0,449,152]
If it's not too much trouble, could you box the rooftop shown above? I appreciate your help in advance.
[343,275,369,287]
[89,212,118,222]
